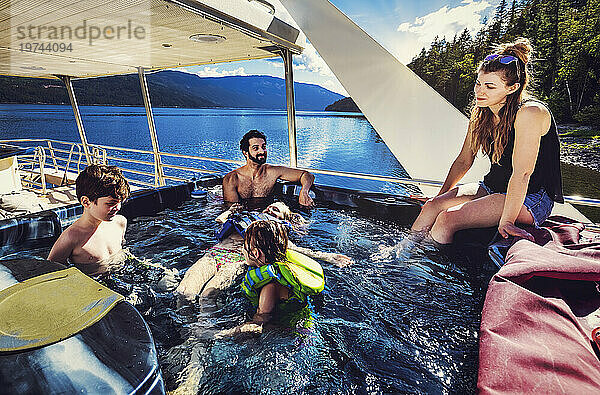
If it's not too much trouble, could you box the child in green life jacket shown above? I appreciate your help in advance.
[216,220,324,338]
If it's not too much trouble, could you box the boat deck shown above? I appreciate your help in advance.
[36,185,78,209]
[1,184,144,217]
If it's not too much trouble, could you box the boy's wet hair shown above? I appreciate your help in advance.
[239,129,266,153]
[76,164,130,203]
[244,220,288,264]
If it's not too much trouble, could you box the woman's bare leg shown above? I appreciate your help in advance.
[175,253,218,302]
[411,183,488,233]
[200,260,246,298]
[429,193,534,244]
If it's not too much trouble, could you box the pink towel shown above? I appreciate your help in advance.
[478,217,600,393]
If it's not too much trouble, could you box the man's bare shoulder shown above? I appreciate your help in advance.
[224,169,242,183]
[264,164,305,181]
[262,164,285,176]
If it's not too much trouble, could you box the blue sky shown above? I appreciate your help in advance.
[176,0,498,96]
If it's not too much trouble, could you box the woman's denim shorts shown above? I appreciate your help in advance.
[479,181,554,227]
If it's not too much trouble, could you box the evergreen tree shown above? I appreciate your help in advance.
[407,0,600,123]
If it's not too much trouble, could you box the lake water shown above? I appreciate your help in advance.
[0,104,410,194]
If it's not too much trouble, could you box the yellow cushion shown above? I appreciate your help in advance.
[0,267,123,352]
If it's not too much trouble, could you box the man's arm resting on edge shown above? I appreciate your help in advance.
[298,170,315,206]
[277,167,315,207]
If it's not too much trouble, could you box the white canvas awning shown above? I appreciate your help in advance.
[280,0,489,185]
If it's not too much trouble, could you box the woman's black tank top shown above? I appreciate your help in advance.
[482,100,564,203]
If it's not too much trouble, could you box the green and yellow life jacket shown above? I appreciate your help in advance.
[240,249,325,306]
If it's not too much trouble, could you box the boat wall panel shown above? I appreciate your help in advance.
[0,210,62,252]
[0,157,22,194]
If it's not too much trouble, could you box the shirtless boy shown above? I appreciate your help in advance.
[47,164,130,276]
[223,129,315,207]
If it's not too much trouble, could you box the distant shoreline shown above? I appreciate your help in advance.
[0,102,365,116]
[0,71,345,113]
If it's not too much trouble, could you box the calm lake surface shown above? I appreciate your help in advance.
[0,104,410,194]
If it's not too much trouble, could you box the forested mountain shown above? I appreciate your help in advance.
[0,71,344,111]
[407,0,600,125]
[324,97,361,113]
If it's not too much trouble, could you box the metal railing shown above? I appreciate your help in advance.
[0,138,236,190]
[17,146,47,194]
[2,138,600,210]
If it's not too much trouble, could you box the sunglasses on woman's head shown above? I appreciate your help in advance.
[484,54,518,64]
[484,54,521,80]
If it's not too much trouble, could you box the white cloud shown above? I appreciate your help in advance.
[397,22,411,32]
[393,0,493,63]
[265,41,334,77]
[322,79,347,96]
[268,60,283,69]
[294,41,334,77]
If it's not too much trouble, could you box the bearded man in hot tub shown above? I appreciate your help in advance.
[222,129,315,207]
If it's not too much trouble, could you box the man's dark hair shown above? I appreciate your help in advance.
[244,220,288,264]
[76,164,130,203]
[240,129,267,152]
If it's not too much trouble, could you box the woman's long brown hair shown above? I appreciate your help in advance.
[469,38,533,163]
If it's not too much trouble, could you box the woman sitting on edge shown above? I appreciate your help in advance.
[411,38,563,244]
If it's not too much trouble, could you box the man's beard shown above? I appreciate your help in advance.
[248,152,267,164]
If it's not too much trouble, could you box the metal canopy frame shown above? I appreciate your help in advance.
[1,0,303,79]
[57,70,168,187]
[166,0,303,55]
[281,48,297,168]
[58,75,92,165]
[55,47,301,181]
[138,67,166,186]
[15,0,305,186]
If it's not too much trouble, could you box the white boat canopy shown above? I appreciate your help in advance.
[0,0,302,79]
[280,0,489,185]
